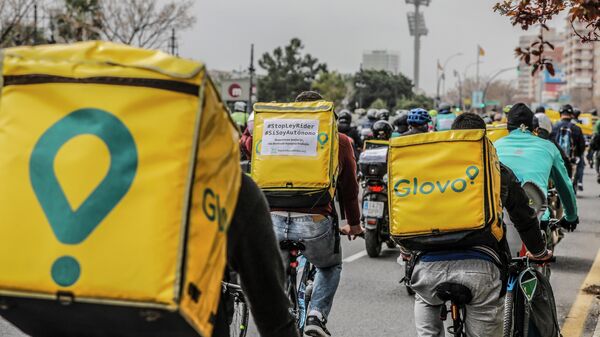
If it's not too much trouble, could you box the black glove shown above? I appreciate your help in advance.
[570,157,578,164]
[559,216,579,232]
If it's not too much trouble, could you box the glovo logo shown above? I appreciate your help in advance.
[317,132,329,149]
[30,108,138,288]
[202,188,228,232]
[394,166,480,198]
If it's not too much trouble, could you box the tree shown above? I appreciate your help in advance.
[49,0,102,43]
[494,0,600,74]
[311,71,348,107]
[258,38,328,102]
[369,98,387,109]
[0,0,37,47]
[394,95,434,111]
[351,69,413,109]
[99,0,195,49]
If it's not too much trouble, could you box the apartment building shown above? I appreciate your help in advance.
[564,20,595,111]
[362,50,400,75]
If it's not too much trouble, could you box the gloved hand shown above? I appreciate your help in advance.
[559,216,579,232]
[570,157,579,164]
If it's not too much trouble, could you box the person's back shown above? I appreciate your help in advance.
[495,103,578,229]
[434,103,456,131]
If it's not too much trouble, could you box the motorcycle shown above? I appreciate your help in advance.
[358,141,395,257]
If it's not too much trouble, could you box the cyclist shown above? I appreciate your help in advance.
[495,103,579,232]
[392,114,409,136]
[231,101,249,132]
[377,109,390,121]
[338,109,363,155]
[534,112,573,178]
[433,103,456,131]
[214,173,300,337]
[372,120,394,140]
[591,118,600,184]
[411,113,551,337]
[402,108,431,136]
[242,91,362,337]
[551,104,586,193]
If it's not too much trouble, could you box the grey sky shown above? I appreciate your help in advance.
[180,0,565,96]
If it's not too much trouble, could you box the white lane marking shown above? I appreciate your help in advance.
[343,250,368,263]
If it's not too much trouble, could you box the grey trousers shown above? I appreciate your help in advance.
[411,259,504,337]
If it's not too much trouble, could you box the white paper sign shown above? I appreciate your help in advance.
[261,119,319,156]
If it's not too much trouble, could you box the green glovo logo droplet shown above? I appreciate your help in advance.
[30,108,138,287]
[317,133,329,148]
[466,166,480,185]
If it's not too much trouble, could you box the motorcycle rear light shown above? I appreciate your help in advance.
[367,219,377,225]
[290,261,299,268]
[368,185,384,193]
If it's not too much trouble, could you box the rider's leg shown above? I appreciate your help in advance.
[575,156,585,189]
[413,295,444,337]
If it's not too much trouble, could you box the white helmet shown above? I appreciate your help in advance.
[233,101,247,113]
[247,112,255,133]
[534,113,552,134]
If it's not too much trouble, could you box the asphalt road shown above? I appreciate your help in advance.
[2,171,600,337]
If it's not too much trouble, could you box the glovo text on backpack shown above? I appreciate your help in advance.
[251,101,339,208]
[0,41,240,337]
[388,129,503,251]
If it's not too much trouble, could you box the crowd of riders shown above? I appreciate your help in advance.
[226,93,599,337]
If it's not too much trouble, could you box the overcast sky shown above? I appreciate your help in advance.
[180,0,566,96]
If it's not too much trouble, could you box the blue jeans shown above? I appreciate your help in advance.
[575,156,585,184]
[271,213,342,320]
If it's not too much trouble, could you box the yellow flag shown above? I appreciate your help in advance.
[478,45,485,56]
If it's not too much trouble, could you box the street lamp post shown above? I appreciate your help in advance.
[442,52,463,99]
[482,66,518,105]
[355,82,367,108]
[406,0,431,91]
[454,70,463,110]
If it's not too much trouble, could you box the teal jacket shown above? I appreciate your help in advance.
[494,129,577,222]
[435,112,456,131]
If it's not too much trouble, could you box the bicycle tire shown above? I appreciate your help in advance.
[229,288,250,337]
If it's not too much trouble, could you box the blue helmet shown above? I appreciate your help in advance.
[407,108,432,126]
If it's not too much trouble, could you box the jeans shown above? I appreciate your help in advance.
[271,213,342,320]
[411,259,504,337]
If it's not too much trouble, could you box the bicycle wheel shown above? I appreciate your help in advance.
[229,288,250,337]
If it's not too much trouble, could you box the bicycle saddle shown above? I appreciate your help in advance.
[279,240,306,251]
[434,282,473,306]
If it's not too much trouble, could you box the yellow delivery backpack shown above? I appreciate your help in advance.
[0,41,241,337]
[388,130,503,251]
[486,123,509,142]
[251,101,339,208]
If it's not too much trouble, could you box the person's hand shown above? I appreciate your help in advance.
[559,216,579,232]
[340,225,364,240]
[526,249,553,262]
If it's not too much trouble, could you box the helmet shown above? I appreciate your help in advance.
[393,115,409,134]
[534,112,552,134]
[247,112,255,133]
[366,109,378,121]
[438,103,451,114]
[503,105,513,113]
[535,106,546,114]
[338,109,352,124]
[428,109,438,118]
[233,101,247,113]
[590,108,598,116]
[377,109,390,121]
[355,108,366,117]
[407,108,432,126]
[560,104,574,116]
[573,108,581,118]
[372,120,393,140]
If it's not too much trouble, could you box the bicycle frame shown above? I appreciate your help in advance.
[281,240,316,333]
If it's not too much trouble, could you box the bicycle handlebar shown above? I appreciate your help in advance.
[510,256,556,264]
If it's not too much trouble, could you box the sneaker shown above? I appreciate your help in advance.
[578,183,584,191]
[304,316,331,337]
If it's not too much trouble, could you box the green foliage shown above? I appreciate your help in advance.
[50,0,103,43]
[311,71,347,107]
[394,94,434,111]
[258,38,328,102]
[351,69,413,109]
[369,98,387,109]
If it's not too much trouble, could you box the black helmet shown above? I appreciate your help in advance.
[438,103,452,114]
[392,115,409,134]
[338,109,352,124]
[376,109,390,121]
[560,104,574,116]
[573,108,581,118]
[366,109,378,121]
[372,120,393,140]
[535,106,546,113]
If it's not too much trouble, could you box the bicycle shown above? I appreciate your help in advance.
[280,239,317,334]
[221,277,249,337]
[433,282,472,337]
[502,256,556,337]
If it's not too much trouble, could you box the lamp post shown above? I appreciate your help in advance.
[482,66,518,105]
[442,53,462,98]
[454,70,463,110]
[406,0,431,91]
[355,82,367,108]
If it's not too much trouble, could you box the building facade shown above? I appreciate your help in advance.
[362,50,400,74]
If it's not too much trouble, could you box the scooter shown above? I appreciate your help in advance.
[358,141,395,257]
